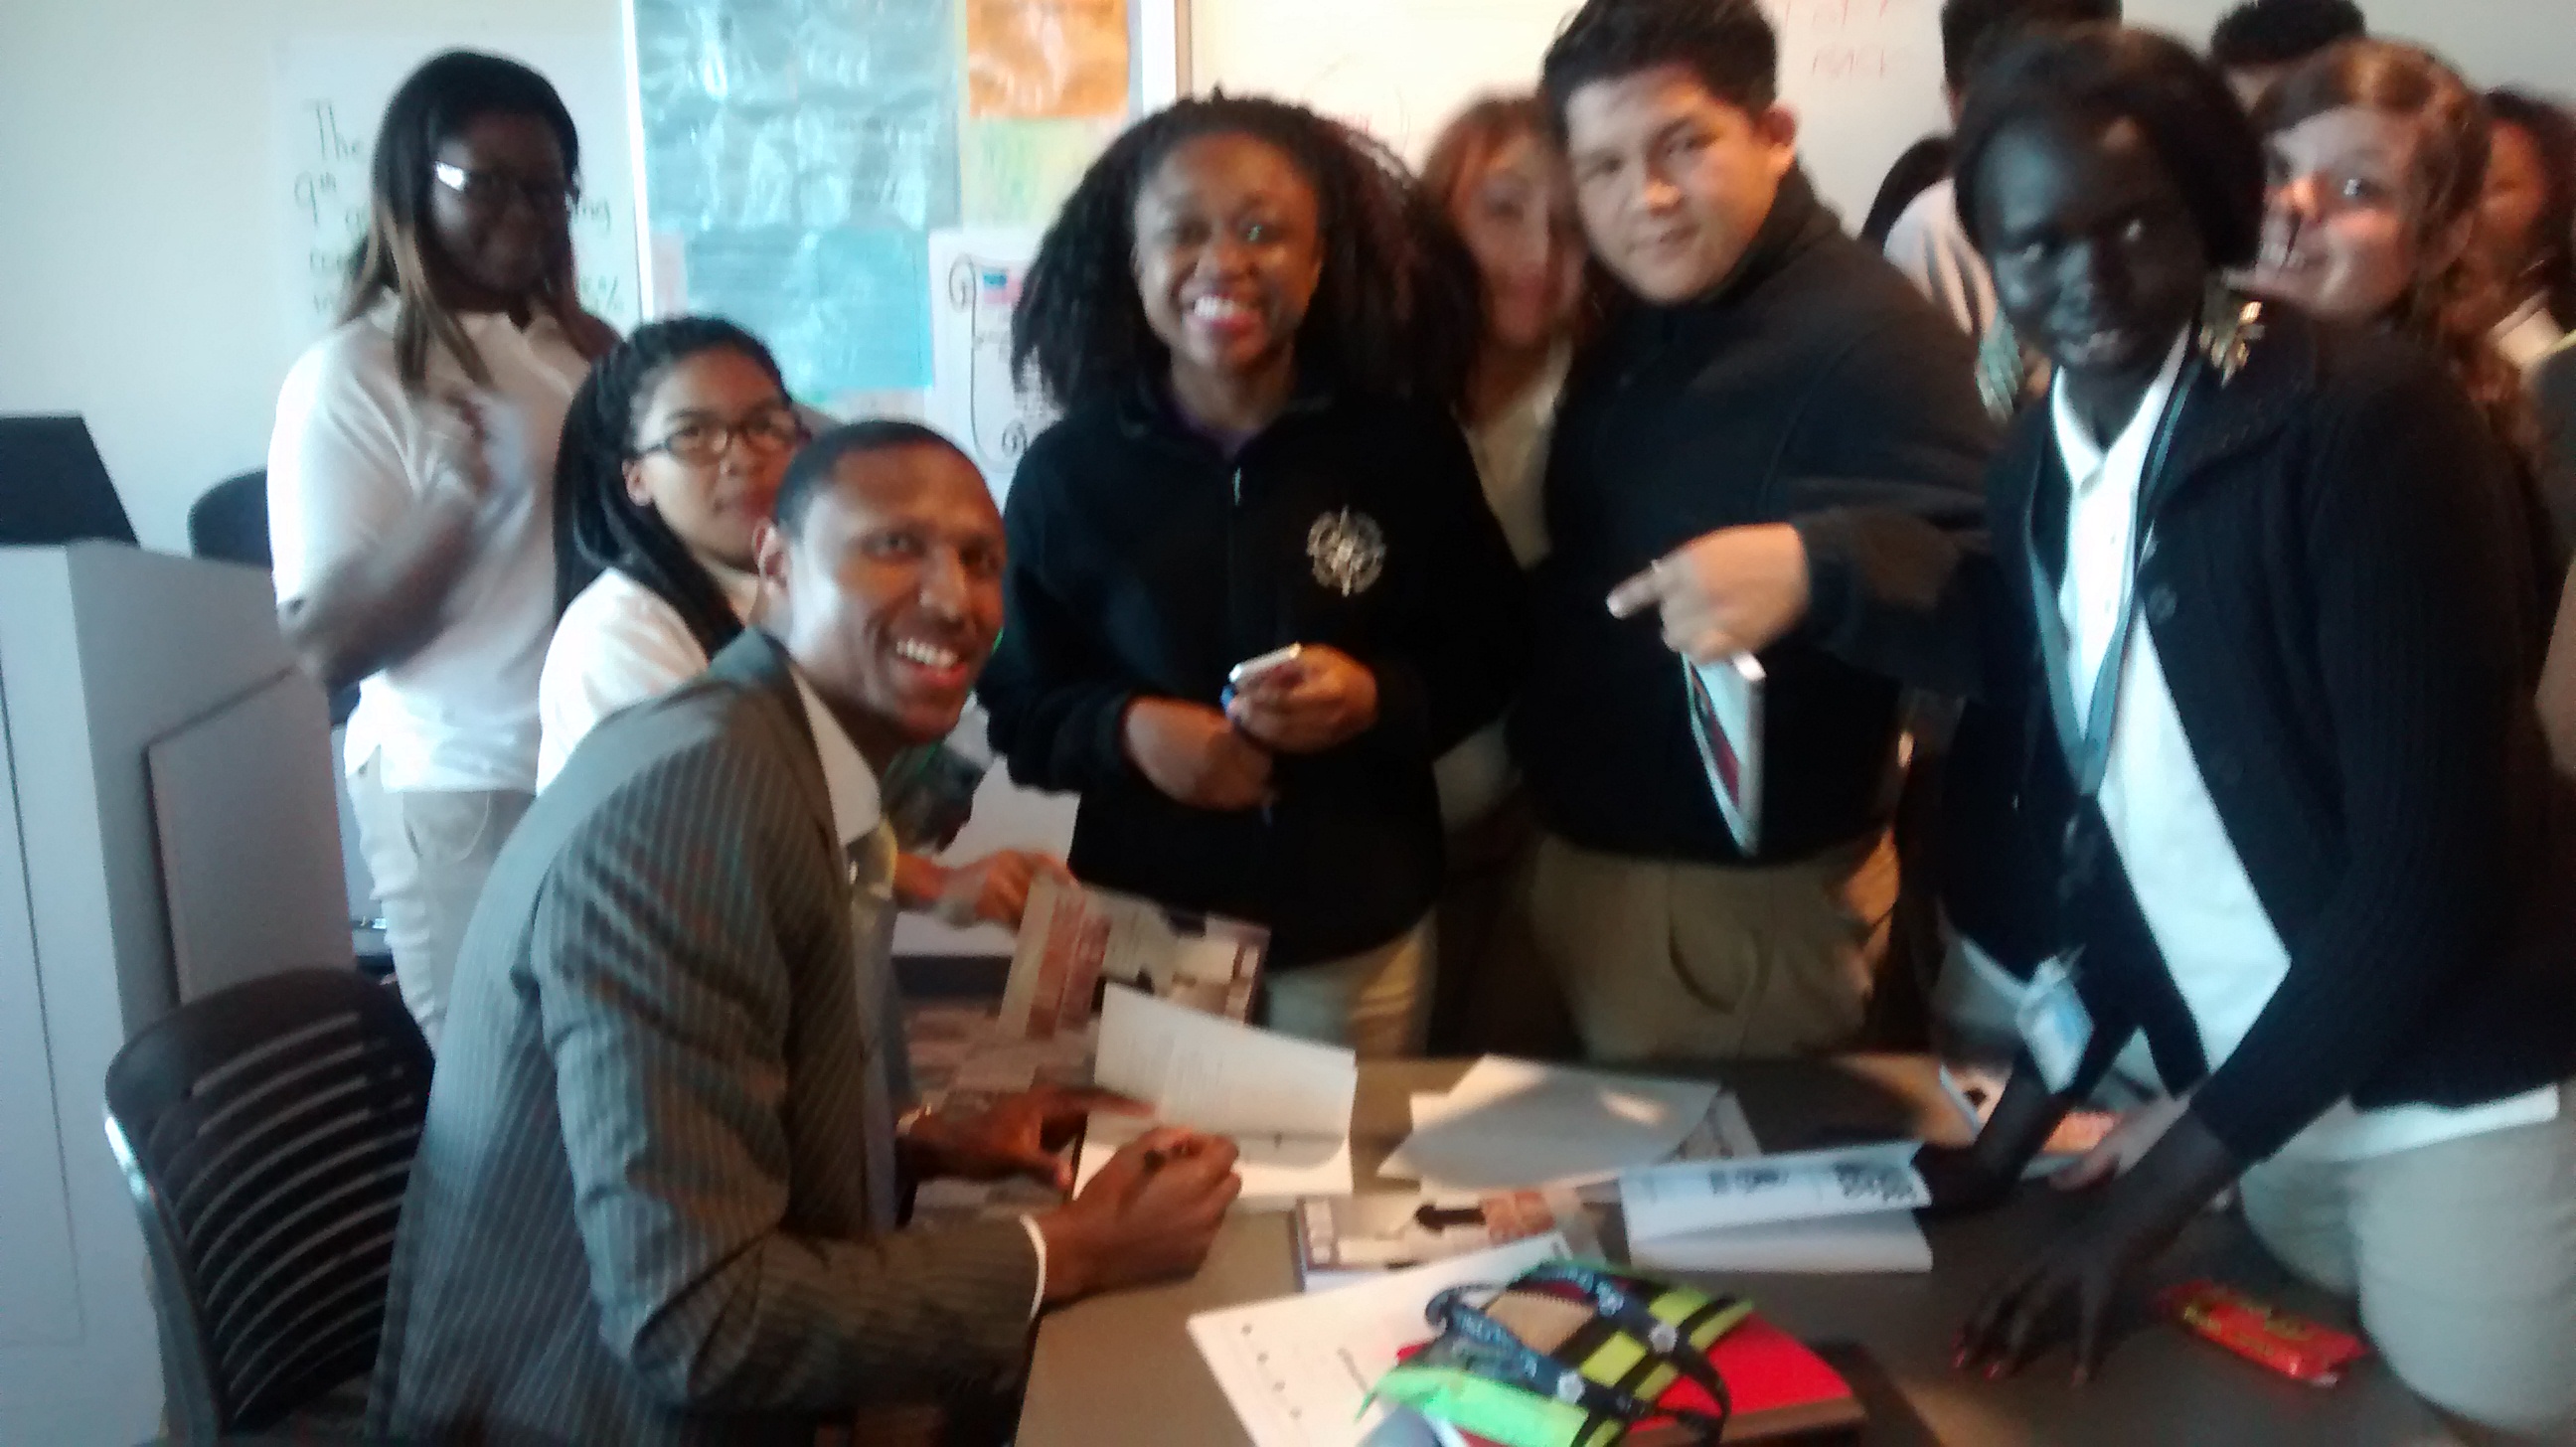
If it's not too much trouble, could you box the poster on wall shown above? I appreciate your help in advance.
[630,0,959,401]
[928,227,1053,496]
[272,34,643,353]
[966,0,1132,119]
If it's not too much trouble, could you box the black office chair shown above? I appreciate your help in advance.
[189,469,363,729]
[102,968,433,1439]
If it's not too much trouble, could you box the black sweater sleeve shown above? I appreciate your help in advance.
[1362,407,1529,758]
[976,448,1138,796]
[1780,314,2002,698]
[2187,357,2528,1162]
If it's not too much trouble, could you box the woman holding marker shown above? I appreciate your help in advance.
[980,94,1527,1056]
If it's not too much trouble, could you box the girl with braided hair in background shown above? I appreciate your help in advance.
[542,318,1067,929]
[978,94,1528,1055]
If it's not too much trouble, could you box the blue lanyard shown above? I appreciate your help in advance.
[2021,365,2196,798]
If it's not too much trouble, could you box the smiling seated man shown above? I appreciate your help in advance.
[1514,0,1996,1065]
[369,420,1240,1447]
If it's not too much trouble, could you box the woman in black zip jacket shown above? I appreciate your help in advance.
[978,95,1528,1056]
[1863,30,2576,1432]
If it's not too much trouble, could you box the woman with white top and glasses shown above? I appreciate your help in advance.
[268,50,616,1046]
[1841,28,2576,1437]
[543,317,1069,930]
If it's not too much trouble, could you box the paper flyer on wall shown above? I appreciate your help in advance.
[1683,653,1766,854]
[928,227,1057,494]
[965,0,1131,119]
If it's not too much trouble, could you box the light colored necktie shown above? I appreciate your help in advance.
[843,823,910,1229]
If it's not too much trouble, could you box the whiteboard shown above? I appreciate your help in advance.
[1190,0,2576,230]
[273,33,645,356]
[1190,0,1949,224]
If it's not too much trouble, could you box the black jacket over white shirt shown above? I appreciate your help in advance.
[1516,169,1998,865]
[978,378,1527,969]
[1843,305,2576,1164]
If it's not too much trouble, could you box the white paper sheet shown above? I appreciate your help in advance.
[1625,1209,1933,1275]
[1075,1109,1354,1206]
[1620,1142,1931,1244]
[1095,985,1355,1138]
[1379,1057,1719,1191]
[1189,1235,1567,1447]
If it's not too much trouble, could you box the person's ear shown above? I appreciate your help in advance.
[2426,209,2479,275]
[1757,104,1800,178]
[622,457,654,510]
[1944,83,1964,127]
[753,518,790,600]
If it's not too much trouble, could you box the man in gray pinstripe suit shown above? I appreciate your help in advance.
[370,421,1241,1446]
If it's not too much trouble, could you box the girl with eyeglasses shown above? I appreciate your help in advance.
[544,318,1069,929]
[267,50,617,1047]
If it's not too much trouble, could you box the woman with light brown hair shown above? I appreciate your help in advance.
[1414,95,1587,1052]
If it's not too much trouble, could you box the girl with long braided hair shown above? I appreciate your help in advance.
[979,93,1527,1054]
[542,318,1067,928]
[267,50,617,1046]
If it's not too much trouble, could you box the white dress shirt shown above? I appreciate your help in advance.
[268,301,587,792]
[537,566,758,789]
[2055,335,2556,1162]
[787,668,1048,1314]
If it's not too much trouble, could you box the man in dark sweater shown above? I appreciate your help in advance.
[1517,0,1996,1061]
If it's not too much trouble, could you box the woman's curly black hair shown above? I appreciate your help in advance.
[1010,92,1480,409]
[553,315,787,657]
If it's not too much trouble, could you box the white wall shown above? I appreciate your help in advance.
[1,1,2568,555]
[0,0,621,554]
[2128,0,2572,93]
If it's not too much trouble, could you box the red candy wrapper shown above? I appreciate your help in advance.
[2157,1280,2368,1387]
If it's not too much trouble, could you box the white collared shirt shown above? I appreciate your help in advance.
[537,567,760,790]
[785,666,1047,1314]
[268,301,588,791]
[2054,335,2557,1161]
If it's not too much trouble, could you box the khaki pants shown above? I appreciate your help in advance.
[347,758,532,1049]
[2240,1089,2576,1444]
[1528,832,1896,1063]
[1264,918,1435,1059]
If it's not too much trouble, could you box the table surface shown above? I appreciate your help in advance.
[1017,1055,2459,1447]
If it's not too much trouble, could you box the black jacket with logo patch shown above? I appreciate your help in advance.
[1518,170,1997,866]
[978,379,1526,968]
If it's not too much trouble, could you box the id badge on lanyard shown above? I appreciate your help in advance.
[2017,954,2092,1094]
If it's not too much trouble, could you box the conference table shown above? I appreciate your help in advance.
[1015,1055,2460,1446]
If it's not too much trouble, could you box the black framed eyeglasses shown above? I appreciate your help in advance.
[635,407,808,465]
[434,161,579,215]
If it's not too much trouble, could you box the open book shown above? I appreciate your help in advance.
[1682,653,1766,854]
[1075,985,1359,1204]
